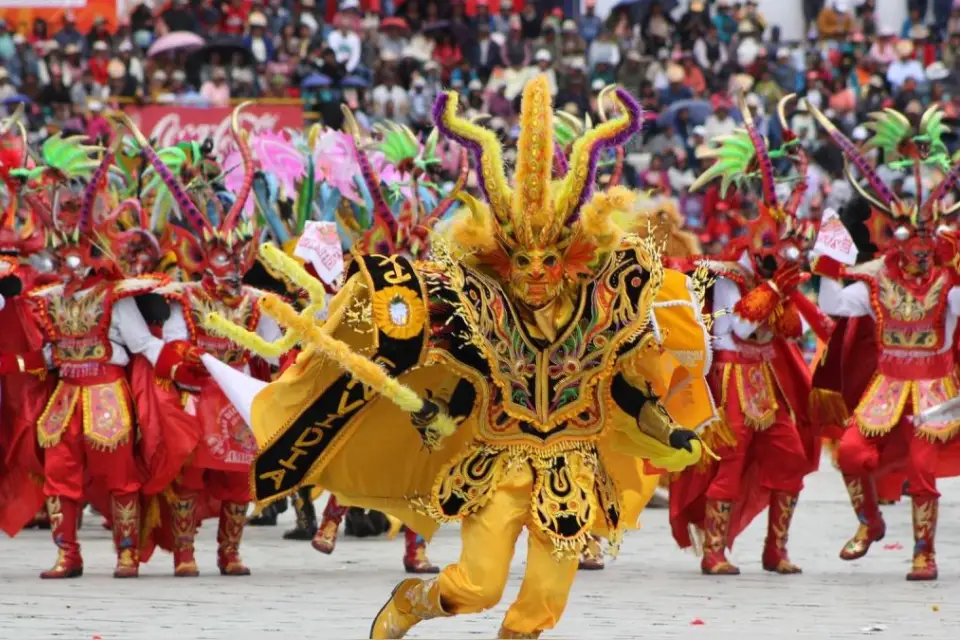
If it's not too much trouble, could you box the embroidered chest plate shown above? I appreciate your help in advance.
[452,249,656,441]
[182,286,260,365]
[34,285,113,365]
[872,272,949,352]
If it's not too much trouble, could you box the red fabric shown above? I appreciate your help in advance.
[43,394,141,508]
[670,339,816,549]
[128,356,201,496]
[0,294,54,536]
[191,381,257,472]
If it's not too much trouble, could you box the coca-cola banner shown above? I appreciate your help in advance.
[122,105,305,160]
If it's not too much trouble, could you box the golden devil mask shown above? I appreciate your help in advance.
[434,74,644,309]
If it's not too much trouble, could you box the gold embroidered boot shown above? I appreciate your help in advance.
[906,495,938,581]
[217,501,251,576]
[369,577,449,639]
[701,499,740,575]
[578,534,605,570]
[40,496,83,579]
[172,490,200,577]
[761,491,802,574]
[839,475,886,560]
[111,492,140,578]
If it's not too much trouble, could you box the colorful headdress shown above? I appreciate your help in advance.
[690,94,816,260]
[434,74,643,277]
[112,105,257,280]
[806,101,959,247]
[0,106,43,255]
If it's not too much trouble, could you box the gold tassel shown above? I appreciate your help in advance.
[809,388,849,426]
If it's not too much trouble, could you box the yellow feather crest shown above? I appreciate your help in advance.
[513,75,554,243]
[579,186,634,251]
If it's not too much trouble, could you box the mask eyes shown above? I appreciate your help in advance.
[543,254,559,268]
[514,255,531,269]
[212,253,230,267]
[65,254,82,269]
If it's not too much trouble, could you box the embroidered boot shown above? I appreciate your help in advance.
[578,534,605,570]
[172,491,199,577]
[111,492,140,578]
[497,627,541,638]
[839,475,886,560]
[906,495,938,581]
[369,577,449,639]
[312,495,348,554]
[761,491,802,574]
[701,499,740,575]
[40,496,83,579]
[283,487,318,541]
[402,528,439,574]
[217,501,251,576]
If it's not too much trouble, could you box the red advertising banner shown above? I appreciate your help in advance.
[122,104,305,160]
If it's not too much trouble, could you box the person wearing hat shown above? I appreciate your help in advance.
[886,39,925,90]
[8,32,40,87]
[54,12,83,50]
[579,0,604,46]
[243,12,275,65]
[0,68,16,103]
[817,0,855,40]
[69,65,105,107]
[677,1,711,48]
[713,0,738,44]
[326,8,362,73]
[694,23,729,78]
[199,67,231,107]
[530,48,558,96]
[661,63,693,105]
[491,0,515,36]
[469,22,504,83]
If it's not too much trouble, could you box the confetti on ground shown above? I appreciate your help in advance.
[932,605,940,612]
[861,624,888,632]
[691,618,705,626]
[883,543,903,550]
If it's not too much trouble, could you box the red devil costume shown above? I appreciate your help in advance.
[0,137,207,579]
[670,96,823,575]
[115,113,277,577]
[806,100,960,581]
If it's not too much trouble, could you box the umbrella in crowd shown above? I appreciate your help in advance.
[657,99,715,128]
[342,76,370,89]
[2,94,32,106]
[379,17,410,33]
[193,37,254,66]
[302,73,332,89]
[147,31,206,58]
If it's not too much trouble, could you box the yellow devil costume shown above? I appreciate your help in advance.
[205,77,717,639]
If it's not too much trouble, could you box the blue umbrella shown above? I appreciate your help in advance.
[657,99,713,128]
[302,73,332,89]
[2,94,32,106]
[342,75,370,89]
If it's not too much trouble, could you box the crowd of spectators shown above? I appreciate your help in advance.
[0,0,958,253]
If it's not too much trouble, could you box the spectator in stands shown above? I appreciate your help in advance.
[817,0,855,40]
[54,14,84,50]
[200,66,231,107]
[887,39,926,90]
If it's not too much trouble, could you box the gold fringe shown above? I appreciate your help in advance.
[809,388,849,426]
[139,495,161,554]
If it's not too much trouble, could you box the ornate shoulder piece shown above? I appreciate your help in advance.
[27,282,65,299]
[695,259,751,287]
[844,257,886,281]
[112,274,172,299]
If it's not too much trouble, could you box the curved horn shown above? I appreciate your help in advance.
[777,93,796,131]
[598,88,624,188]
[554,86,643,227]
[222,102,254,231]
[108,111,211,235]
[77,137,121,234]
[806,99,899,209]
[432,91,513,224]
[738,92,779,209]
[844,162,893,215]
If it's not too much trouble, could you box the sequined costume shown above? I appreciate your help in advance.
[670,95,822,576]
[0,132,207,579]
[204,77,717,638]
[808,101,960,580]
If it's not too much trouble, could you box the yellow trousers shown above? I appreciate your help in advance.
[437,462,579,635]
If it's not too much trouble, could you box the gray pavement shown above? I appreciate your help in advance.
[1,462,959,639]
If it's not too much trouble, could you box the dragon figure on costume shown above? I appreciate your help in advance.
[200,75,718,639]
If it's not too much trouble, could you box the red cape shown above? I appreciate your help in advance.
[669,339,818,549]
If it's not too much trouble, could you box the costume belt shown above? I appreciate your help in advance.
[58,363,126,385]
[877,352,955,380]
[712,345,776,366]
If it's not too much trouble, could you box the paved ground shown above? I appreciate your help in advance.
[1,462,959,639]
